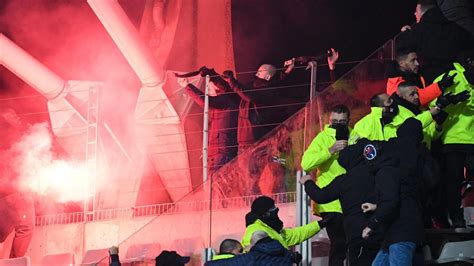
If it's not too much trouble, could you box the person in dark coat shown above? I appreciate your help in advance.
[178,67,240,172]
[300,138,393,265]
[221,61,295,152]
[437,0,474,38]
[397,0,473,83]
[363,118,425,266]
[155,250,190,266]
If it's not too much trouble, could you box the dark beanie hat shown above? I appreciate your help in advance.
[155,250,190,266]
[251,196,275,216]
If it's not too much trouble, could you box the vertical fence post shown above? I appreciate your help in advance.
[203,75,210,183]
[202,248,215,264]
[304,61,322,149]
[203,74,214,261]
[297,170,312,265]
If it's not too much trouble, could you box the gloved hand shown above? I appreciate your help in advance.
[318,213,337,228]
[447,90,470,104]
[222,70,234,79]
[290,251,302,264]
[436,90,470,109]
[221,70,237,85]
[437,72,457,91]
[432,109,448,125]
[199,66,216,77]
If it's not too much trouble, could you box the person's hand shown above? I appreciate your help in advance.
[401,25,412,32]
[436,90,470,109]
[437,72,457,91]
[362,227,372,239]
[109,246,119,255]
[432,109,448,125]
[199,66,214,77]
[177,78,189,87]
[329,140,348,154]
[361,202,377,213]
[299,175,313,185]
[318,213,337,228]
[327,48,339,71]
[284,58,295,74]
[222,70,235,81]
[221,70,237,86]
[447,90,470,104]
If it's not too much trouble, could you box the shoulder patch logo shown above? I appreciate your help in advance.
[363,144,377,160]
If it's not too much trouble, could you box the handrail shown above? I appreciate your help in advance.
[35,191,296,226]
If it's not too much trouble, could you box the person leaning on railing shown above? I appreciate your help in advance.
[221,60,295,153]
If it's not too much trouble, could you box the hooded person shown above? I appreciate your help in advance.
[155,250,190,266]
[363,118,425,266]
[300,137,400,265]
[241,196,322,250]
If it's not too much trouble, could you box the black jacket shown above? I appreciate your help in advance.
[205,238,293,266]
[303,139,387,248]
[378,118,425,248]
[396,7,472,83]
[185,83,239,158]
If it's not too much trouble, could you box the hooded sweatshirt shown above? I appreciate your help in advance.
[303,138,394,247]
[376,118,425,248]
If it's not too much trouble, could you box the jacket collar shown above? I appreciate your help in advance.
[391,94,421,115]
[370,107,383,118]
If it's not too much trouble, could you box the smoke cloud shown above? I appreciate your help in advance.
[12,123,93,203]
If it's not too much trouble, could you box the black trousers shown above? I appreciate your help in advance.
[347,242,379,266]
[444,150,472,221]
[322,212,347,266]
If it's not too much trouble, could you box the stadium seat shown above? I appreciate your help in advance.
[426,240,474,264]
[121,243,161,264]
[0,257,31,266]
[81,248,109,266]
[41,253,74,266]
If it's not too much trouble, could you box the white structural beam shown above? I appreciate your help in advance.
[86,0,178,122]
[87,0,192,202]
[0,34,66,100]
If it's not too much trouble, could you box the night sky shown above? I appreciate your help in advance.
[232,0,414,71]
[0,0,416,95]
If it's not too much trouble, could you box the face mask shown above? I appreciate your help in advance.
[382,101,399,124]
[260,208,284,232]
[331,123,349,140]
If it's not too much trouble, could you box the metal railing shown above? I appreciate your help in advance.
[35,191,296,226]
